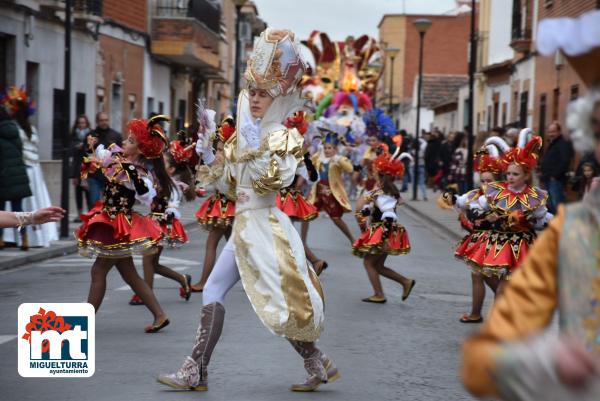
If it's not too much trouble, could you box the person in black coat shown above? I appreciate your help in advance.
[539,121,574,213]
[70,115,92,221]
[0,106,31,248]
[85,112,122,205]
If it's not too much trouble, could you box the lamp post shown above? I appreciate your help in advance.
[60,0,72,238]
[232,0,247,116]
[412,18,431,201]
[386,48,400,117]
[466,0,477,190]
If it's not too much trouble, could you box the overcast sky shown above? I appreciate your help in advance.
[252,0,459,41]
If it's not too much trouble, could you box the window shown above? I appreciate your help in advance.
[147,97,155,117]
[111,83,123,131]
[487,105,492,131]
[26,61,39,126]
[570,85,579,101]
[176,99,187,131]
[502,102,507,127]
[539,94,547,139]
[52,89,66,159]
[0,34,16,90]
[512,91,519,122]
[76,92,86,118]
[519,91,528,127]
[552,88,560,121]
[158,101,164,114]
[129,94,137,120]
[493,101,499,127]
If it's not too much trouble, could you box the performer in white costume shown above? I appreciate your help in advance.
[157,28,339,392]
[2,86,58,248]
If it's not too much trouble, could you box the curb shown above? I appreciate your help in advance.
[402,201,463,242]
[0,218,199,272]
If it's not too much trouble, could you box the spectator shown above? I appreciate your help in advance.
[70,115,91,221]
[448,132,468,194]
[414,136,428,200]
[577,162,598,199]
[504,127,519,147]
[440,131,457,188]
[424,130,442,188]
[85,112,122,204]
[0,105,31,250]
[400,130,412,192]
[539,121,574,213]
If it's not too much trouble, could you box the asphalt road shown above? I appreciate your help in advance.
[0,208,491,401]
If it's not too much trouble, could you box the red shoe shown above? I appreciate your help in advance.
[145,317,170,333]
[178,274,192,301]
[129,294,144,305]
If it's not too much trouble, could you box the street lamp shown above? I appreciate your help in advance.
[385,47,400,117]
[232,0,247,116]
[60,0,73,238]
[412,18,431,201]
[466,0,477,190]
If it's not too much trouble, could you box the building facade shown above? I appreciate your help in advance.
[378,1,473,132]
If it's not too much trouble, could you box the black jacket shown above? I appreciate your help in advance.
[0,119,32,201]
[540,136,573,183]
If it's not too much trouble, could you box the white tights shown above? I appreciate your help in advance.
[202,239,240,305]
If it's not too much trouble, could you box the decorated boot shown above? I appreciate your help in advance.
[289,340,328,392]
[157,302,225,391]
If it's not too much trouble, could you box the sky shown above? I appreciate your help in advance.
[252,0,460,41]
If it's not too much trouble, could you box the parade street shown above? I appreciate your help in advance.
[0,209,486,401]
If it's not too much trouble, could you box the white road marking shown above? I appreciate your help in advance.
[0,335,17,345]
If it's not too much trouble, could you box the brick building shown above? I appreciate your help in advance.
[533,0,600,140]
[96,0,148,134]
[378,1,473,132]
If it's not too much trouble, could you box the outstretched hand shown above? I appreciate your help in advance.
[32,207,66,224]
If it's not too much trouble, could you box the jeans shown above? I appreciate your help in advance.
[402,167,412,192]
[0,199,24,236]
[417,165,427,200]
[545,179,566,214]
[87,178,105,206]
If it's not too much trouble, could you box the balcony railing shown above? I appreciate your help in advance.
[155,0,221,34]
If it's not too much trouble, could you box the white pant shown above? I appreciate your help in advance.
[202,238,240,305]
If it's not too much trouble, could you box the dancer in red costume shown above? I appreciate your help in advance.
[353,150,415,303]
[447,129,552,295]
[440,143,503,323]
[129,139,196,305]
[277,112,328,274]
[76,115,170,332]
[190,117,236,292]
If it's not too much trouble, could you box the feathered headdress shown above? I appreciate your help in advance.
[362,108,395,139]
[1,85,36,117]
[476,143,503,176]
[128,115,169,159]
[373,147,405,178]
[499,129,543,172]
[217,116,236,142]
[285,111,309,135]
[169,134,194,165]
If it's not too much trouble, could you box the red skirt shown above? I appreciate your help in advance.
[314,181,345,218]
[195,192,235,229]
[277,189,318,221]
[352,222,411,257]
[75,202,163,258]
[457,230,535,279]
[158,218,188,248]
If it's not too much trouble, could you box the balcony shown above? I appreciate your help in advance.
[151,0,223,74]
[73,0,103,24]
[510,27,532,53]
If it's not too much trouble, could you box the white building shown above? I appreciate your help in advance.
[1,1,98,160]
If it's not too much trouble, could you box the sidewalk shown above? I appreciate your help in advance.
[0,202,200,271]
[401,188,465,242]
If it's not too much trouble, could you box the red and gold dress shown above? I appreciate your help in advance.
[277,161,319,221]
[150,182,188,247]
[76,146,163,258]
[453,188,494,262]
[352,189,410,256]
[462,182,551,278]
